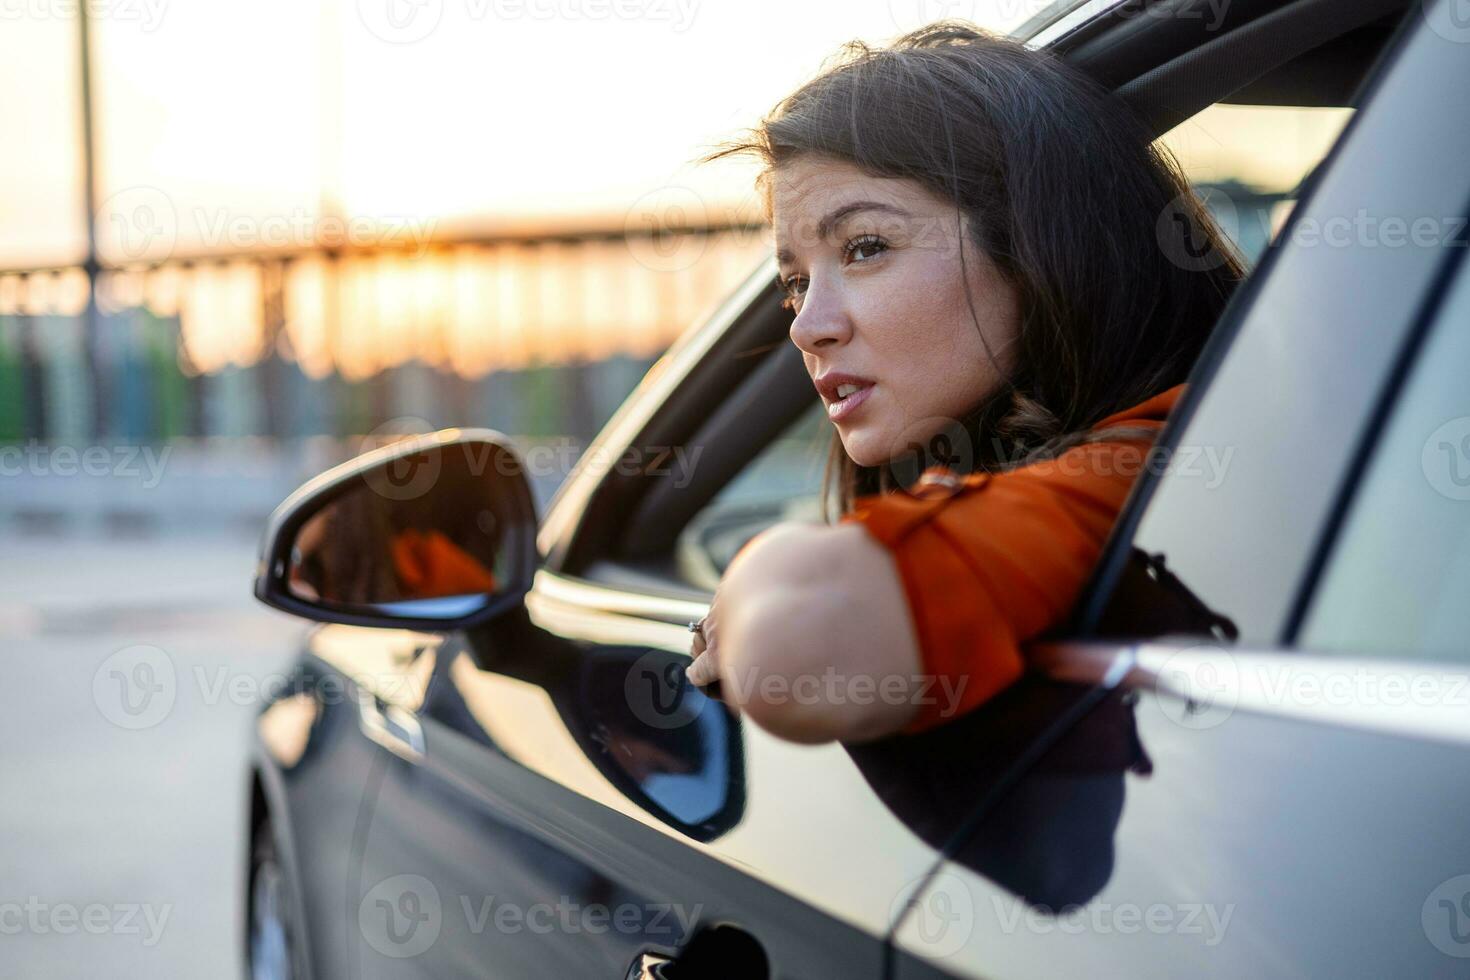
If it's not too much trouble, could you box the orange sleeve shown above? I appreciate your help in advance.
[392,529,498,599]
[841,437,1159,735]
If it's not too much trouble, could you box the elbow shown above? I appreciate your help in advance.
[740,684,910,745]
[718,590,918,745]
[713,522,923,745]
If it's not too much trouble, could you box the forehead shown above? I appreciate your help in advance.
[770,157,948,253]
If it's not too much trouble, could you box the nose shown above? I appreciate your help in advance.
[787,276,853,355]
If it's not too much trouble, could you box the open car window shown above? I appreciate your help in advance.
[650,102,1356,595]
[674,401,829,592]
[1157,103,1355,268]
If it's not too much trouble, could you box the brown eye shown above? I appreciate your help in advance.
[845,234,887,262]
[778,275,806,312]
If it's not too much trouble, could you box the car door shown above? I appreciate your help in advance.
[342,262,1007,979]
[251,624,445,979]
[893,4,1470,976]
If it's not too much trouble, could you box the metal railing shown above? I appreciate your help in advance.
[0,221,773,445]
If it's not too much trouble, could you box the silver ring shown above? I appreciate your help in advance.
[687,618,706,640]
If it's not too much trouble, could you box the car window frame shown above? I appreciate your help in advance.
[1073,3,1467,645]
[535,0,1431,621]
[1290,208,1470,650]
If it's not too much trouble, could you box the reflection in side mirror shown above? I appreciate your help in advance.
[254,429,538,631]
[579,649,743,837]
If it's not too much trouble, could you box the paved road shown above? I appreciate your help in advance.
[0,531,303,978]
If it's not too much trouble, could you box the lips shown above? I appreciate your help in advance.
[813,372,876,423]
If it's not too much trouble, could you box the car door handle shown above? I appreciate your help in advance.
[356,689,425,761]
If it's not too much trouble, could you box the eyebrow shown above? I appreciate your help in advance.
[775,200,912,268]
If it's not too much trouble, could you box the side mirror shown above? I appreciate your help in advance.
[254,429,539,631]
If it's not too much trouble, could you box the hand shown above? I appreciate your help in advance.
[685,589,720,688]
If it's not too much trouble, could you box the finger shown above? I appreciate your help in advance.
[686,646,717,686]
[685,653,707,686]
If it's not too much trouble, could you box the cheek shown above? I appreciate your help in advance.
[859,268,1014,424]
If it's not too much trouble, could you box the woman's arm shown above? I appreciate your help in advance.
[702,521,925,744]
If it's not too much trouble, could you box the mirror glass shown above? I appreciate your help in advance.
[579,650,741,832]
[285,442,526,620]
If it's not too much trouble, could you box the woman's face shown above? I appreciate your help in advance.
[772,155,1022,468]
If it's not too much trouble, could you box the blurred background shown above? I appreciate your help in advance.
[0,1,1350,975]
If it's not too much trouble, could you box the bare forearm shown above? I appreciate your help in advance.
[715,522,924,743]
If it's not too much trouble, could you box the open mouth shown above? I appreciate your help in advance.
[826,382,875,422]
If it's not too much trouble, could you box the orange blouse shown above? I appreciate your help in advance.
[391,528,498,600]
[841,384,1185,735]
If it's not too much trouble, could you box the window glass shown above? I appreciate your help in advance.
[1158,104,1355,269]
[1300,257,1470,660]
[674,401,828,591]
[1086,104,1359,644]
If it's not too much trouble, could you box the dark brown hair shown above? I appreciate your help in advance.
[701,21,1248,518]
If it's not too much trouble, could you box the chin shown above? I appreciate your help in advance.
[836,425,892,469]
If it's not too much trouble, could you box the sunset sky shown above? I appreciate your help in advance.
[0,0,1057,268]
[0,1,1352,377]
[2,0,1354,270]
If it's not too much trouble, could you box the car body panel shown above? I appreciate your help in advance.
[893,5,1470,975]
[894,671,1470,979]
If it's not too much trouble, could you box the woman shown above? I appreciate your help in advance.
[682,23,1245,743]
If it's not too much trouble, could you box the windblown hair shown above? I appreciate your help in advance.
[701,22,1247,518]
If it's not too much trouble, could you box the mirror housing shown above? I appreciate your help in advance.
[254,428,539,632]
